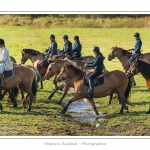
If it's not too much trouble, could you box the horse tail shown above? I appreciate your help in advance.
[124,77,132,105]
[32,78,37,97]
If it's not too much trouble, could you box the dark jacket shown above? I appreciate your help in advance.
[86,55,105,72]
[134,38,142,53]
[72,41,82,57]
[60,40,72,56]
[45,41,57,58]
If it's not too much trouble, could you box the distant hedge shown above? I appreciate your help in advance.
[1,14,150,28]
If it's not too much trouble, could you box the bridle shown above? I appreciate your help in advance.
[127,61,137,76]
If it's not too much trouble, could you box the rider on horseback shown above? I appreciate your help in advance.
[38,34,58,65]
[129,32,142,65]
[70,35,82,60]
[0,38,13,87]
[44,34,58,58]
[85,46,105,94]
[60,35,72,59]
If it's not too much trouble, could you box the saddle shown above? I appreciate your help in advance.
[3,70,14,78]
[84,72,104,87]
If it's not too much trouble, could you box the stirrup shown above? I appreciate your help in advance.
[86,90,94,94]
[0,84,4,88]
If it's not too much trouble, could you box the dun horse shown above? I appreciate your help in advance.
[56,62,132,115]
[0,65,37,111]
[127,59,150,113]
[44,59,115,105]
[21,48,61,89]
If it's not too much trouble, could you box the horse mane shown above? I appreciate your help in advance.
[122,49,128,56]
[138,60,150,80]
[23,49,44,56]
[42,60,49,68]
[65,63,85,80]
[54,58,65,64]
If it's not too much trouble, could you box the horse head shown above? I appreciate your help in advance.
[108,46,118,61]
[21,49,30,64]
[126,58,139,77]
[56,62,69,82]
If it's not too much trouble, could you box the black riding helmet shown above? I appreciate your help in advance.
[73,35,79,40]
[133,32,140,38]
[49,34,55,38]
[62,35,68,40]
[92,46,100,52]
[0,38,5,45]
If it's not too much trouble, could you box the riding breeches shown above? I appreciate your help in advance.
[88,70,102,80]
[129,53,140,65]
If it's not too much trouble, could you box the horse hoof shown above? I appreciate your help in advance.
[27,108,31,112]
[125,106,128,110]
[48,96,52,100]
[61,110,66,114]
[133,83,136,86]
[146,111,150,114]
[119,112,124,115]
[57,101,61,105]
[13,104,18,108]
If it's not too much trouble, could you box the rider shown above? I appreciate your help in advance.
[129,32,142,65]
[85,46,105,94]
[0,38,13,88]
[71,35,82,60]
[44,34,58,58]
[59,35,72,59]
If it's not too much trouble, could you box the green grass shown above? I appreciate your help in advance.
[0,26,150,136]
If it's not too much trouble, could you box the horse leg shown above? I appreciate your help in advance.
[40,81,43,89]
[86,98,99,116]
[20,89,24,101]
[61,94,83,114]
[108,93,113,104]
[0,90,8,100]
[0,103,3,111]
[146,105,150,114]
[57,85,70,105]
[48,84,64,100]
[26,90,33,111]
[53,74,58,89]
[9,90,18,108]
[117,90,126,114]
[131,76,136,86]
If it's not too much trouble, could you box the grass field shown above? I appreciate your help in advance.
[0,26,150,136]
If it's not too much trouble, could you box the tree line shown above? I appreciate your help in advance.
[8,14,150,19]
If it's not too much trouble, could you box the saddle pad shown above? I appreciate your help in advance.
[84,75,104,87]
[3,70,14,78]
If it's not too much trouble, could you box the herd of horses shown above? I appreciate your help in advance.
[0,46,150,116]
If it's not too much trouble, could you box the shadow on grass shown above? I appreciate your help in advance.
[106,110,150,120]
[131,101,150,106]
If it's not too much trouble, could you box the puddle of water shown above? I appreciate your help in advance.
[68,98,105,123]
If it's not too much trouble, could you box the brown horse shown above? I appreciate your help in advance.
[0,56,40,102]
[21,48,62,89]
[21,48,47,89]
[56,62,132,115]
[44,59,87,104]
[108,46,150,85]
[126,59,150,113]
[0,65,37,111]
[44,58,115,105]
